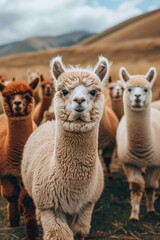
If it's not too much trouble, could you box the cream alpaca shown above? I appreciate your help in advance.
[0,79,40,239]
[108,76,124,120]
[21,56,111,240]
[116,66,160,221]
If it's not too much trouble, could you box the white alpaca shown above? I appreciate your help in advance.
[116,66,160,221]
[21,56,111,240]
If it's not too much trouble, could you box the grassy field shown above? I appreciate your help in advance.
[0,159,160,240]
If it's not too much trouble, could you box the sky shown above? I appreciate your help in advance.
[0,0,159,45]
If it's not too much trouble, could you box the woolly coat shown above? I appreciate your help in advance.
[22,120,104,213]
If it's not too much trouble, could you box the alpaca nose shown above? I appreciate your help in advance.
[135,94,141,98]
[73,96,86,104]
[14,101,21,106]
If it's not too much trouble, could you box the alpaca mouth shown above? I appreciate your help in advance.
[113,95,122,99]
[46,92,51,97]
[15,107,22,112]
[75,108,84,113]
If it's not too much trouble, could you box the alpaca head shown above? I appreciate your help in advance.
[119,67,157,111]
[40,75,55,98]
[0,78,39,117]
[27,70,40,84]
[50,56,111,132]
[108,76,124,100]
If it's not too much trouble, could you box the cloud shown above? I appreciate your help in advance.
[0,0,156,45]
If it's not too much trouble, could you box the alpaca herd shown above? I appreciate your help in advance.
[0,56,159,240]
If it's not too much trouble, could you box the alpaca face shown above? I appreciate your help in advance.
[55,73,105,132]
[109,81,124,99]
[125,84,151,110]
[5,92,33,116]
[0,78,39,117]
[41,81,54,97]
[119,67,157,112]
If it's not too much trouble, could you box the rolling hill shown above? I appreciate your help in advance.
[0,31,93,57]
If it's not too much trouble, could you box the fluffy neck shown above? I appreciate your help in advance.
[111,98,124,120]
[40,96,52,111]
[7,115,33,155]
[53,120,99,178]
[125,104,153,154]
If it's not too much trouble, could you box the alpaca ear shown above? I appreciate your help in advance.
[0,82,6,92]
[29,78,39,91]
[119,67,130,86]
[145,67,157,87]
[94,56,111,83]
[50,56,65,80]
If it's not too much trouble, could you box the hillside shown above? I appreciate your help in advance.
[81,9,160,45]
[0,31,93,57]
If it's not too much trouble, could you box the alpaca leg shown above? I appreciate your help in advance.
[19,188,40,240]
[40,209,74,240]
[1,176,20,227]
[144,167,160,212]
[71,202,94,239]
[123,164,145,221]
[102,147,113,178]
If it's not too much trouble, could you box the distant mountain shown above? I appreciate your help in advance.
[0,31,93,57]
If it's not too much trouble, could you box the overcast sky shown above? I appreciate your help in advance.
[0,0,159,45]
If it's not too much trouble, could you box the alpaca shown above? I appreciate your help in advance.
[116,66,160,221]
[0,79,40,239]
[98,102,119,177]
[108,76,124,120]
[27,70,42,105]
[33,75,55,125]
[21,56,110,240]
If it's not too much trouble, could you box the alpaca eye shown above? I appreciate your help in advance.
[25,95,31,102]
[128,88,132,92]
[62,90,69,96]
[144,88,148,93]
[5,96,10,102]
[89,90,97,96]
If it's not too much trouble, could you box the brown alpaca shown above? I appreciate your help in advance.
[0,79,40,240]
[108,76,124,120]
[33,75,55,125]
[99,100,119,177]
[27,70,42,105]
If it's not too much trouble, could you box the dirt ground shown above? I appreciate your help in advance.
[0,159,160,240]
